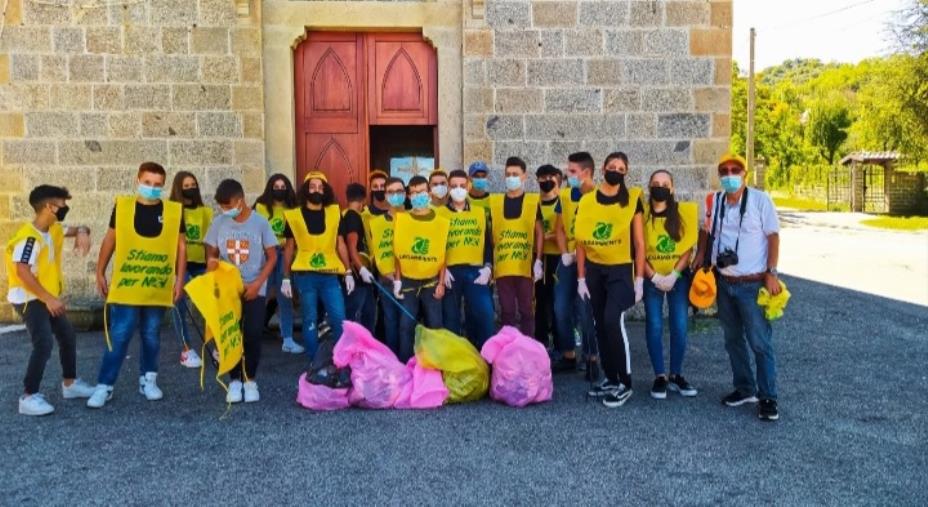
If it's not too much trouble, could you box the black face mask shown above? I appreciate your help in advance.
[539,180,556,193]
[271,189,288,202]
[650,186,671,203]
[306,192,323,205]
[54,205,69,222]
[181,188,199,200]
[371,190,386,202]
[604,171,625,187]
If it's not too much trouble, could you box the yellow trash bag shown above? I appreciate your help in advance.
[757,280,791,321]
[414,325,489,403]
[184,261,245,379]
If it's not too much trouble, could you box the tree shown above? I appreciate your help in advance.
[808,96,852,165]
[891,0,928,54]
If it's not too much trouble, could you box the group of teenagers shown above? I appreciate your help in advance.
[9,150,784,421]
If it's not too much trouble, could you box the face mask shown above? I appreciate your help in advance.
[539,180,556,193]
[449,187,468,203]
[181,188,199,201]
[650,186,671,203]
[387,193,406,208]
[431,184,448,199]
[222,203,241,219]
[271,189,288,202]
[410,192,431,210]
[53,205,69,222]
[371,190,386,202]
[505,176,523,191]
[307,192,323,205]
[721,175,743,193]
[472,178,488,191]
[568,176,581,189]
[603,171,624,187]
[138,184,162,200]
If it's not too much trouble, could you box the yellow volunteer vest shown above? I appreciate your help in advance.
[108,196,182,307]
[393,212,450,280]
[5,222,64,298]
[470,193,490,209]
[575,187,641,266]
[285,205,345,274]
[183,206,212,264]
[490,193,539,279]
[540,197,560,255]
[255,202,288,246]
[559,187,580,252]
[367,213,397,276]
[184,261,244,377]
[446,206,487,267]
[644,202,698,275]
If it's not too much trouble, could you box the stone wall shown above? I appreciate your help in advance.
[887,170,928,215]
[0,0,265,320]
[462,0,732,197]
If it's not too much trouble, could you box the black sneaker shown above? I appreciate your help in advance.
[587,379,621,397]
[668,375,698,397]
[602,384,633,408]
[758,399,779,421]
[721,390,759,407]
[551,356,577,374]
[650,377,668,400]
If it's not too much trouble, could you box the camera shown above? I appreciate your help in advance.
[716,248,739,268]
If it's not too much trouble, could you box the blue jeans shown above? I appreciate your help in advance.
[552,260,595,356]
[398,277,443,363]
[267,245,295,339]
[441,265,496,349]
[172,263,205,349]
[643,274,691,376]
[345,282,376,332]
[293,272,345,360]
[376,276,401,355]
[98,304,166,385]
[716,277,778,400]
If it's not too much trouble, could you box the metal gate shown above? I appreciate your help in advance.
[862,166,886,213]
[827,165,850,210]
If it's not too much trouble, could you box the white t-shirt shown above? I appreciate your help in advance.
[706,189,779,277]
[7,226,54,304]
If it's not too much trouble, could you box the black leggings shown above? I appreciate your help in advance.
[586,262,634,389]
[16,302,77,395]
[231,296,266,381]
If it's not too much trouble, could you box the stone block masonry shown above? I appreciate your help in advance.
[0,0,266,318]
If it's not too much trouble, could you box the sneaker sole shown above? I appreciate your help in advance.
[62,391,95,400]
[667,384,698,397]
[86,394,113,409]
[602,390,633,408]
[139,389,163,401]
[724,396,759,407]
[587,388,617,397]
[180,362,201,369]
[758,413,779,421]
[19,407,55,416]
[650,390,667,400]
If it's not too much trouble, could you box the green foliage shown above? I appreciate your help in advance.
[808,95,852,165]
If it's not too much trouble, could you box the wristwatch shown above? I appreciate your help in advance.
[766,267,778,277]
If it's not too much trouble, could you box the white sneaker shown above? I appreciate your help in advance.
[138,372,163,401]
[243,381,260,403]
[180,349,202,368]
[19,393,54,416]
[226,380,243,403]
[86,385,113,408]
[281,338,305,354]
[61,379,96,399]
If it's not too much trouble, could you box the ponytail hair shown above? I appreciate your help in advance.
[603,151,630,207]
[647,169,683,242]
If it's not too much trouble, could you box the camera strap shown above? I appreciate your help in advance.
[712,187,749,259]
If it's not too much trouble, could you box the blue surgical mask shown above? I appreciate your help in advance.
[720,175,743,194]
[387,193,406,208]
[410,192,431,210]
[505,176,522,191]
[472,178,488,191]
[222,204,241,218]
[568,176,581,189]
[137,184,162,200]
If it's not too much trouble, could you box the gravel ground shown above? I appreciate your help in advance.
[0,275,925,506]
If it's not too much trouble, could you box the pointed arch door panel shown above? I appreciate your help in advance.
[368,33,438,125]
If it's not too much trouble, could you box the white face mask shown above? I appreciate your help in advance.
[449,187,468,203]
[431,184,448,199]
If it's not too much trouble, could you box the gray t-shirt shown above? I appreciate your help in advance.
[205,212,278,296]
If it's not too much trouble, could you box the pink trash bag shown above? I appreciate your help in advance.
[480,326,553,407]
[296,372,350,411]
[333,321,409,409]
[395,357,448,409]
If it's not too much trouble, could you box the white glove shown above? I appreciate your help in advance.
[358,266,375,284]
[474,266,492,286]
[577,277,590,301]
[533,259,544,282]
[345,274,355,295]
[393,279,404,300]
[560,252,575,267]
[280,278,293,298]
[444,268,455,289]
[634,276,644,303]
[654,273,677,292]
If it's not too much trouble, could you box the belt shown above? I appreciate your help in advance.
[719,272,765,284]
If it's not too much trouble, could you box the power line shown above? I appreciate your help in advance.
[760,0,879,32]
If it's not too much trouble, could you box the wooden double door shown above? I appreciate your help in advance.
[294,31,438,201]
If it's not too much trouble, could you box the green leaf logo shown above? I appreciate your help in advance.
[592,222,612,241]
[310,252,326,268]
[656,234,676,253]
[412,236,430,255]
[270,217,285,235]
[186,224,201,240]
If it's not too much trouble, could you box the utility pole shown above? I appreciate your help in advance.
[747,27,756,175]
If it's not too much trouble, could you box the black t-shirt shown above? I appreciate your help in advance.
[283,208,326,237]
[338,208,367,253]
[503,194,544,221]
[595,190,645,214]
[108,201,186,238]
[368,204,389,217]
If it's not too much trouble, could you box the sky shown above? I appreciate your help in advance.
[733,0,911,71]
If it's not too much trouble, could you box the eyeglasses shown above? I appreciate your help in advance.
[718,166,744,175]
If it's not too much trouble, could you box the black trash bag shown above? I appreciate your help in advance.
[307,339,351,388]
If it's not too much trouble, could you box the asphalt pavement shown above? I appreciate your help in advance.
[0,275,925,505]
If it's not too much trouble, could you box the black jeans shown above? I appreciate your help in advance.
[230,296,266,381]
[585,262,634,389]
[16,302,77,395]
[398,277,443,363]
[534,254,560,347]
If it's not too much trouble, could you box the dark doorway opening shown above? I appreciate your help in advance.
[369,125,436,183]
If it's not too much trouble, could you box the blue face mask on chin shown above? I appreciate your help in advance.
[721,175,743,193]
[387,193,406,208]
[138,184,162,200]
[410,192,431,210]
